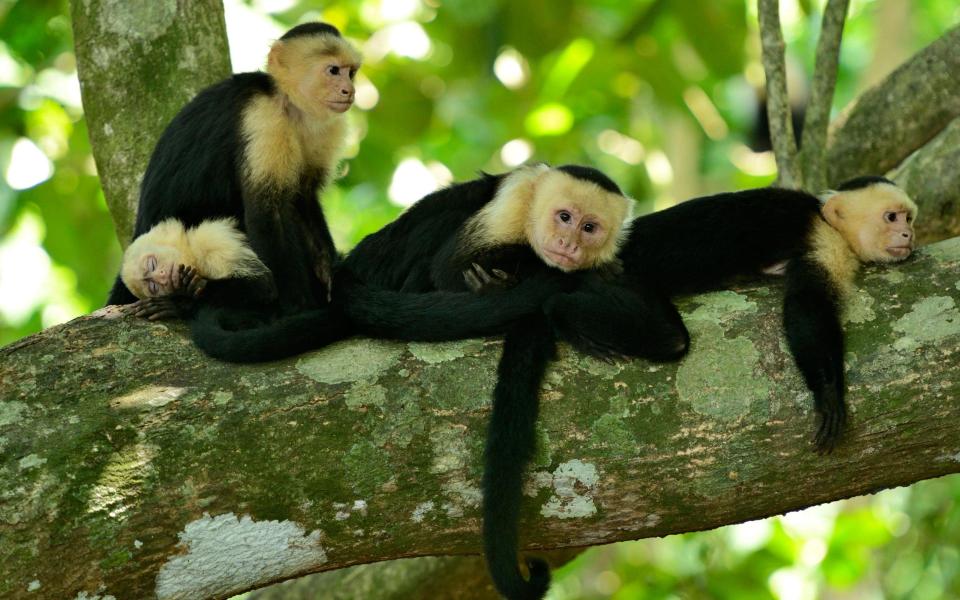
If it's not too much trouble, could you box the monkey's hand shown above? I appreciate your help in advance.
[175,265,208,298]
[126,297,186,321]
[463,263,514,294]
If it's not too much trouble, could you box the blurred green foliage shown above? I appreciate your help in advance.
[0,0,957,597]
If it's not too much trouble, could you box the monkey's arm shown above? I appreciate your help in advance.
[783,256,847,453]
[544,279,690,362]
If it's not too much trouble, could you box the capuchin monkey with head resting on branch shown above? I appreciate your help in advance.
[107,22,361,316]
[545,176,917,453]
[119,218,277,320]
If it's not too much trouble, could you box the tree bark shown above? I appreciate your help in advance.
[826,25,960,186]
[2,237,958,600]
[71,0,232,247]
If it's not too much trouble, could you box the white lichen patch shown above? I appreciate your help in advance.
[0,401,28,427]
[74,592,115,600]
[430,424,470,474]
[892,296,960,351]
[411,501,435,523]
[842,288,877,324]
[111,385,186,410]
[18,454,46,470]
[936,451,960,463]
[407,339,480,364]
[687,290,758,324]
[212,391,233,406]
[100,0,177,40]
[344,381,387,410]
[441,481,482,517]
[27,580,40,592]
[296,339,404,385]
[332,500,368,521]
[676,321,772,420]
[155,512,327,600]
[87,443,157,519]
[540,459,600,519]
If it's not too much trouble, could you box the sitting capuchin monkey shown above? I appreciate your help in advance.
[119,218,277,320]
[107,22,362,315]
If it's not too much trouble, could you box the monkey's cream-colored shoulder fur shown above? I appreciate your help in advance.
[187,218,269,280]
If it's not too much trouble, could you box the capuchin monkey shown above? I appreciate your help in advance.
[189,163,633,360]
[546,176,917,452]
[106,22,361,315]
[119,218,277,320]
[479,176,917,600]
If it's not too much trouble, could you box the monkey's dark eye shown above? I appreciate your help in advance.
[558,211,571,223]
[349,68,357,80]
[328,65,341,76]
[907,214,914,223]
[583,223,596,233]
[884,212,897,223]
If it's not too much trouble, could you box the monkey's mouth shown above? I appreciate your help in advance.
[885,246,912,259]
[327,100,353,113]
[543,249,579,270]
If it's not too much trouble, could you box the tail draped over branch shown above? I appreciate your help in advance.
[482,314,556,600]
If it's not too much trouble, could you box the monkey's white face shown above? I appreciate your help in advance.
[299,58,357,114]
[822,183,917,264]
[534,205,609,271]
[137,246,181,298]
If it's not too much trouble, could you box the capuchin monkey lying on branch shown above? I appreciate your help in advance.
[188,163,633,360]
[547,176,917,452]
[108,22,361,316]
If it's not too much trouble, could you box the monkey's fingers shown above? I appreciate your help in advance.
[813,409,845,454]
[491,268,510,281]
[471,263,494,285]
[463,269,483,292]
[187,275,208,298]
[131,298,180,320]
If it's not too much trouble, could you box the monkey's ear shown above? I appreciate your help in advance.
[267,42,286,69]
[821,193,844,227]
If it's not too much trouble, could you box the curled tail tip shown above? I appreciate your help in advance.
[525,557,551,598]
[490,557,551,600]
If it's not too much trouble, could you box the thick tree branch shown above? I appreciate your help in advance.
[71,0,231,246]
[827,25,960,185]
[798,0,849,191]
[2,237,958,599]
[891,118,960,245]
[757,0,801,188]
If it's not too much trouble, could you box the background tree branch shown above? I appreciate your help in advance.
[826,25,960,186]
[890,117,960,245]
[2,236,958,600]
[70,0,231,247]
[797,0,849,192]
[757,0,801,188]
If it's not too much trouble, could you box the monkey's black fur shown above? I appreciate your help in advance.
[549,182,900,453]
[190,167,619,362]
[482,315,556,600]
[106,24,346,313]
